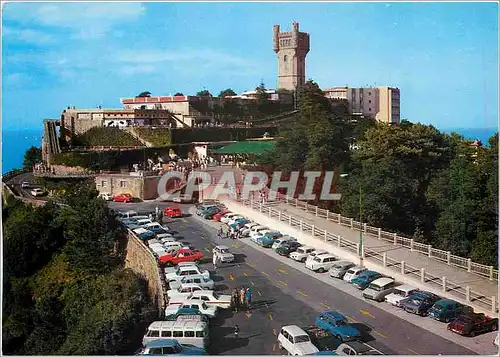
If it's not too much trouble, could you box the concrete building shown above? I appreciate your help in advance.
[323,86,401,124]
[273,22,310,91]
[95,172,162,201]
[60,107,180,138]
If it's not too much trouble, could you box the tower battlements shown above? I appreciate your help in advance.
[273,22,310,91]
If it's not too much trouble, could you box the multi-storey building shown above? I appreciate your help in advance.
[323,86,400,124]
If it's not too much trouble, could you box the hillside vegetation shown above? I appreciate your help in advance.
[71,127,143,147]
[2,179,156,355]
[134,127,172,146]
[258,80,498,266]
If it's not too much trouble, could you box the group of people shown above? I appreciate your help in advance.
[231,286,252,313]
[217,227,240,240]
[148,206,164,224]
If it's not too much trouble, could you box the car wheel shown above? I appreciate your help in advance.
[444,317,451,323]
[301,257,306,263]
[492,324,498,332]
[318,268,325,273]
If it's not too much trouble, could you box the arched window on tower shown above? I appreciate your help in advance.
[283,55,289,71]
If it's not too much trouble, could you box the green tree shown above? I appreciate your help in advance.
[174,92,184,96]
[23,146,42,170]
[218,88,237,98]
[136,91,151,98]
[196,90,212,97]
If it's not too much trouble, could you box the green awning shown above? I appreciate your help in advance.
[215,140,276,155]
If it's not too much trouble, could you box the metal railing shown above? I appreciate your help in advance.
[68,145,145,151]
[275,196,498,282]
[33,169,96,178]
[239,198,499,314]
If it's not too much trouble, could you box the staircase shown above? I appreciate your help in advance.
[123,127,154,147]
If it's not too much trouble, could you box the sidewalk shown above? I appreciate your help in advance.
[272,202,499,303]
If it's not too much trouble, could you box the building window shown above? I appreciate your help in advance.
[368,100,372,103]
[120,181,127,188]
[101,181,107,187]
[284,55,288,62]
[369,108,372,112]
[369,92,371,95]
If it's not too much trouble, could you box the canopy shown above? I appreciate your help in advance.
[214,140,276,155]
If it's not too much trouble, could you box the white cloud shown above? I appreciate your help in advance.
[2,26,54,44]
[3,2,146,39]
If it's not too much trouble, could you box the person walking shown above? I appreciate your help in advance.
[155,205,159,218]
[234,324,239,339]
[213,253,218,270]
[245,288,252,309]
[239,287,246,307]
[232,289,240,312]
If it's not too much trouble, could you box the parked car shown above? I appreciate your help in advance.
[133,228,156,240]
[172,194,194,203]
[315,311,361,342]
[201,207,220,219]
[245,225,269,237]
[164,307,209,323]
[329,261,356,279]
[164,206,183,218]
[342,266,368,283]
[165,264,210,282]
[165,301,218,319]
[21,181,30,188]
[167,283,208,300]
[362,277,398,302]
[400,291,441,316]
[305,326,339,352]
[145,222,170,235]
[384,285,419,307]
[277,241,303,256]
[169,275,215,291]
[428,299,473,323]
[220,213,240,224]
[228,217,248,227]
[30,188,46,197]
[212,210,231,221]
[113,193,133,202]
[351,271,383,290]
[240,222,259,235]
[277,325,320,356]
[257,234,282,248]
[212,245,235,263]
[159,248,204,266]
[138,339,207,355]
[306,254,338,273]
[335,341,383,355]
[447,312,498,337]
[306,250,329,264]
[99,192,112,201]
[272,236,297,250]
[169,290,232,309]
[290,246,316,263]
[196,205,217,216]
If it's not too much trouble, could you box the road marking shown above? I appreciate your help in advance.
[272,344,276,352]
[243,272,248,277]
[232,244,240,248]
[406,348,419,355]
[229,273,235,281]
[251,281,255,286]
[272,328,277,336]
[278,280,288,286]
[245,310,252,319]
[246,263,256,268]
[261,272,270,277]
[346,315,358,323]
[320,302,331,309]
[181,218,187,223]
[204,248,211,252]
[373,330,388,339]
[360,309,375,318]
[268,313,273,320]
[257,291,262,296]
[200,236,206,240]
[278,268,288,274]
[297,290,308,297]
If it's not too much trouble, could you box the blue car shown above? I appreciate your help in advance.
[139,339,207,355]
[230,218,250,229]
[256,236,276,248]
[148,226,169,235]
[136,230,156,240]
[315,311,361,342]
[350,271,383,290]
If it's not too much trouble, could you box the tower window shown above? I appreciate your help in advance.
[284,55,288,62]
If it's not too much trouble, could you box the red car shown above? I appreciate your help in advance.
[213,210,231,221]
[113,193,133,203]
[447,312,498,337]
[159,248,204,266]
[165,206,183,218]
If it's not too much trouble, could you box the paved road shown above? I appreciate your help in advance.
[8,172,39,198]
[110,201,480,355]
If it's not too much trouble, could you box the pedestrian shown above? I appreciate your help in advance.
[234,324,240,339]
[245,288,252,309]
[155,205,159,217]
[148,213,153,221]
[213,253,218,270]
[240,287,246,306]
[232,289,240,312]
[219,227,223,235]
[230,232,235,240]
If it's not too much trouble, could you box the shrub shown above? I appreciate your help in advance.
[72,127,142,147]
[134,127,172,146]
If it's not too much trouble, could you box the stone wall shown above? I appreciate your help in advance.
[124,230,165,317]
[95,174,144,199]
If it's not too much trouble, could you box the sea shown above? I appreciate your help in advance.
[0,127,497,175]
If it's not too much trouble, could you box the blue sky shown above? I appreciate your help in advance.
[2,2,498,131]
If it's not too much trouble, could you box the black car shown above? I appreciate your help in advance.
[304,326,339,352]
[400,291,440,316]
[276,241,302,256]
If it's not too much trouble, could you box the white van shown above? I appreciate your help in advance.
[305,254,338,273]
[277,325,319,355]
[142,316,209,349]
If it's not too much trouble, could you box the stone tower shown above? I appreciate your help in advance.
[273,22,310,91]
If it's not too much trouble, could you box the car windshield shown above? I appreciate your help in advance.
[313,257,322,262]
[394,290,407,297]
[368,284,383,292]
[295,335,311,343]
[202,302,209,309]
[220,249,229,254]
[336,319,347,326]
[212,292,220,299]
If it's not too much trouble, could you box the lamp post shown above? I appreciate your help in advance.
[359,175,364,265]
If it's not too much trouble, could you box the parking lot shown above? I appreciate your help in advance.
[110,201,490,355]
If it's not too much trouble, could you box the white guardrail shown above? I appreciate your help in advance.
[240,198,499,314]
[269,196,498,282]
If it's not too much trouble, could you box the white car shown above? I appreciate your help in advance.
[212,245,235,263]
[239,222,259,235]
[290,246,316,263]
[384,285,418,307]
[305,249,329,263]
[21,181,30,188]
[165,265,210,282]
[169,290,232,309]
[220,213,239,224]
[30,188,45,196]
[277,325,319,356]
[343,266,368,283]
[250,228,272,239]
[164,261,199,275]
[166,283,207,300]
[165,300,217,319]
[99,192,112,201]
[272,236,297,250]
[305,254,338,273]
[172,194,192,203]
